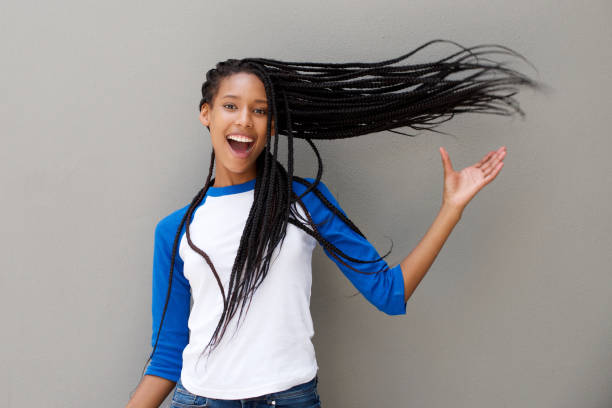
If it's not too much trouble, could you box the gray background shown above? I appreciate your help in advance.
[2,0,611,407]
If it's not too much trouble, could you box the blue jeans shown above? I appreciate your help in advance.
[171,376,321,408]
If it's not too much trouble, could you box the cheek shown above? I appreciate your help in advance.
[211,132,225,148]
[210,131,229,155]
[254,139,267,156]
[255,124,270,150]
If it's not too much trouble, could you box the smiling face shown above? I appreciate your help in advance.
[199,72,273,187]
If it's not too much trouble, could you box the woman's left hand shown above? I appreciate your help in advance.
[439,146,507,212]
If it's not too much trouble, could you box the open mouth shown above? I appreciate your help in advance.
[226,134,255,158]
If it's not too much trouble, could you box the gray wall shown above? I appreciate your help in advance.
[2,1,611,407]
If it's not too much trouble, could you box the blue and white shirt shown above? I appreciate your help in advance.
[144,178,406,399]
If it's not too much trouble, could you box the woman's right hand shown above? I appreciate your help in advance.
[126,375,176,408]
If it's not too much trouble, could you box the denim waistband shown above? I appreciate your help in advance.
[239,376,318,402]
[178,376,318,402]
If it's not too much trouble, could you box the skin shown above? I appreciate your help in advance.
[125,72,507,407]
[199,72,274,187]
[125,375,175,408]
[399,145,506,302]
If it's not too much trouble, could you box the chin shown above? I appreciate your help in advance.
[224,163,255,174]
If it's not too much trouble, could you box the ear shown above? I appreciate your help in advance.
[199,103,211,127]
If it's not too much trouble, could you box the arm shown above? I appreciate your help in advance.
[126,375,176,408]
[126,207,192,407]
[399,203,462,303]
[295,178,407,315]
[399,146,507,302]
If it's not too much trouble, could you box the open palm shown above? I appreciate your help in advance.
[439,146,507,211]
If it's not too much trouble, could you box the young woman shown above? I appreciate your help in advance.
[126,40,537,408]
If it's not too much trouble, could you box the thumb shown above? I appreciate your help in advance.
[439,147,454,175]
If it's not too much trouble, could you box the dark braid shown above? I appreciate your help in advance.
[241,39,538,140]
[145,39,538,371]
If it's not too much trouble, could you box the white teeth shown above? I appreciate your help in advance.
[227,135,254,143]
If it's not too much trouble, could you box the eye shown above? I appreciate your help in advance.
[254,108,268,115]
[223,103,237,110]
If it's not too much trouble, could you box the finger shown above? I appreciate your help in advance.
[483,160,504,181]
[475,151,495,168]
[476,146,506,169]
[481,149,506,174]
[439,147,454,174]
[488,161,504,182]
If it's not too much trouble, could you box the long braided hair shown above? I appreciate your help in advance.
[144,39,539,372]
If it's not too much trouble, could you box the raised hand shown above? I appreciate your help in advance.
[439,146,507,211]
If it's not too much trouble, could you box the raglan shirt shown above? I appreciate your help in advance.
[144,178,406,399]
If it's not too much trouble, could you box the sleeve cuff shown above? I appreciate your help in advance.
[386,263,407,315]
[144,364,180,383]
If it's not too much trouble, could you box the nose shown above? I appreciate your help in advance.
[235,106,253,128]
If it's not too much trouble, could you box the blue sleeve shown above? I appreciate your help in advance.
[294,178,407,315]
[144,205,191,381]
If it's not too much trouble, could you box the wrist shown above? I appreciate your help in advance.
[440,201,464,220]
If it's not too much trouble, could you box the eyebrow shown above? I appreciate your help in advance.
[221,94,268,104]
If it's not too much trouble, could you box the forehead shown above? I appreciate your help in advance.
[216,72,268,103]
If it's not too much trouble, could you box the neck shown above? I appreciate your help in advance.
[212,168,257,187]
